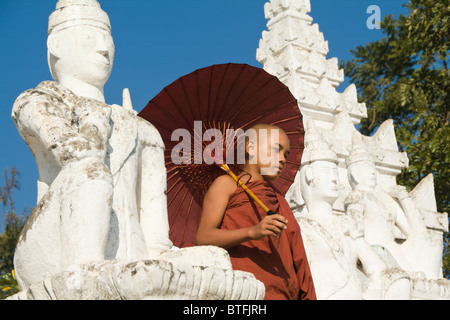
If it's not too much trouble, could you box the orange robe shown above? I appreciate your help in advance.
[221,180,316,300]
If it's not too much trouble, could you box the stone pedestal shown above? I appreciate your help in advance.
[8,246,265,300]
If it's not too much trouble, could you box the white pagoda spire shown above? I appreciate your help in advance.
[257,0,367,128]
[256,0,409,195]
[256,0,449,300]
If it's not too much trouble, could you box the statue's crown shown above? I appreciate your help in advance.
[301,119,338,165]
[48,0,111,35]
[346,133,374,167]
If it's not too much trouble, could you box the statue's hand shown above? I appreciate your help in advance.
[388,185,410,200]
[59,135,106,166]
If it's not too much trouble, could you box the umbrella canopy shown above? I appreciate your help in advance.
[138,63,304,248]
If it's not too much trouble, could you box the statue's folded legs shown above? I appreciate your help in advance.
[59,158,113,269]
[13,158,113,288]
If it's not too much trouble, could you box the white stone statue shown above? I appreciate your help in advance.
[258,0,449,299]
[11,0,171,289]
[291,120,363,299]
[345,135,442,280]
[10,0,264,300]
[289,120,410,299]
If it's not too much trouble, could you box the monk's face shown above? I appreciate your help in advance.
[247,128,290,180]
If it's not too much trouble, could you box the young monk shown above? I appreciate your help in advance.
[196,123,316,300]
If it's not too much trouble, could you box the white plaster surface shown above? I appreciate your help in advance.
[10,0,264,300]
[262,0,449,300]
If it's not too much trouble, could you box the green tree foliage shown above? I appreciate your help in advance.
[0,271,19,298]
[0,168,26,299]
[343,0,449,277]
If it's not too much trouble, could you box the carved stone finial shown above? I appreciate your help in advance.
[49,0,111,34]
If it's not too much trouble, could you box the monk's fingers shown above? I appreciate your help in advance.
[269,214,288,225]
[264,222,285,236]
[271,221,287,233]
[266,215,287,230]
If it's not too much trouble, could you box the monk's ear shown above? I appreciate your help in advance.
[47,34,62,59]
[246,139,256,158]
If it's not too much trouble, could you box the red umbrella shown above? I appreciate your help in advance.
[138,63,304,248]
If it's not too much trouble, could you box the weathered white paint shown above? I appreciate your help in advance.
[10,0,264,300]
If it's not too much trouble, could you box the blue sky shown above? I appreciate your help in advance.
[0,0,408,221]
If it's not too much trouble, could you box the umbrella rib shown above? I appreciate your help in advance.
[180,76,197,122]
[166,170,180,183]
[194,70,203,120]
[271,113,302,125]
[180,195,196,246]
[170,186,191,231]
[168,182,188,227]
[238,97,297,129]
[227,65,260,110]
[228,76,285,126]
[206,66,213,121]
[145,101,179,129]
[211,63,231,119]
[216,63,246,121]
[163,87,193,129]
[167,176,184,199]
[226,69,263,125]
[285,132,304,135]
[147,101,194,144]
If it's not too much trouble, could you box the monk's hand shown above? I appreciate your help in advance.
[249,214,288,240]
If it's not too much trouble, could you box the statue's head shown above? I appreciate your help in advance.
[346,134,377,191]
[299,119,340,206]
[47,0,114,89]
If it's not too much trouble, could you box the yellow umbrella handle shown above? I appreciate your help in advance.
[220,164,275,215]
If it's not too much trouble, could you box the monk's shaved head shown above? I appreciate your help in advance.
[247,123,286,136]
[245,123,288,145]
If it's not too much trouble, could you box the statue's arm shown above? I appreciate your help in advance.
[138,120,172,255]
[12,91,75,165]
[12,91,107,166]
[388,185,425,235]
[344,191,366,240]
[344,193,388,275]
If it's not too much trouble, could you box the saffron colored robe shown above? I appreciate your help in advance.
[221,180,316,300]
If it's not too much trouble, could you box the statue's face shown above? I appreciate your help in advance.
[349,160,377,190]
[50,25,114,87]
[309,160,340,203]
